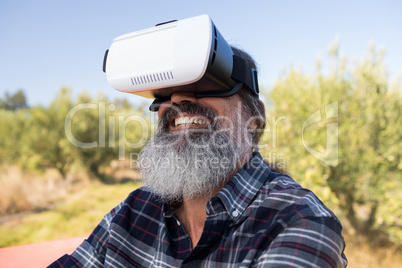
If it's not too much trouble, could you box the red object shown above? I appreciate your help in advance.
[0,236,86,268]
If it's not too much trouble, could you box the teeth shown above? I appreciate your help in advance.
[175,116,207,127]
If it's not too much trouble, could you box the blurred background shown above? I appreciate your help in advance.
[1,1,401,267]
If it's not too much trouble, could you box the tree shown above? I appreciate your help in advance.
[0,109,27,163]
[263,43,402,242]
[18,88,76,177]
[66,92,118,178]
[66,92,149,179]
[0,89,28,111]
[5,87,149,181]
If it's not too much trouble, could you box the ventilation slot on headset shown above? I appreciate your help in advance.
[131,71,174,85]
[211,26,218,66]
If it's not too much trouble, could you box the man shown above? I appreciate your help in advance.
[49,15,347,267]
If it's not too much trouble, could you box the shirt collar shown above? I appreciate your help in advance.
[163,153,271,221]
[209,152,271,221]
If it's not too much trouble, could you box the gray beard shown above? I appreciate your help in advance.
[137,115,250,203]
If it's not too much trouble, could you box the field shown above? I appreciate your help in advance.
[0,180,141,247]
[0,173,401,267]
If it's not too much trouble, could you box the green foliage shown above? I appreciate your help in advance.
[0,89,28,111]
[263,43,402,242]
[18,88,75,175]
[0,88,150,179]
[0,109,27,162]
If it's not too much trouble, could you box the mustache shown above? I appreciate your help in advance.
[159,102,219,132]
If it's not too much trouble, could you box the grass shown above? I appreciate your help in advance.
[0,181,142,247]
[1,178,402,267]
[0,166,68,215]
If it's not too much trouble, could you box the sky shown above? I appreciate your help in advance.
[1,0,401,107]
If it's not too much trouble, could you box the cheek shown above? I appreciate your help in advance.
[157,102,171,118]
[199,99,230,116]
[157,109,165,119]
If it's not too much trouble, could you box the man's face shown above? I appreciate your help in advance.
[137,91,252,202]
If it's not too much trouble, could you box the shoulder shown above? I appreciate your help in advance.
[253,171,341,226]
[250,172,347,266]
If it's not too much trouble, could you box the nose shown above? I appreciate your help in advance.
[170,92,197,105]
[157,92,198,118]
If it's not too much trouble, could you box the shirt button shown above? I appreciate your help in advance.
[232,210,239,217]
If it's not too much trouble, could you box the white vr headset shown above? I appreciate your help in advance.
[103,14,259,111]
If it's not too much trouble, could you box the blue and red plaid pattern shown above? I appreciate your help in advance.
[48,153,347,267]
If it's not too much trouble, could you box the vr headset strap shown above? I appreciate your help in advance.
[231,51,259,96]
[195,53,259,98]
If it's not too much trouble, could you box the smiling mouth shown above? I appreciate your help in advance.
[171,115,210,130]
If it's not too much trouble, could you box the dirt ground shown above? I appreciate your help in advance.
[343,233,402,268]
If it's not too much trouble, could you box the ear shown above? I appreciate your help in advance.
[248,99,265,131]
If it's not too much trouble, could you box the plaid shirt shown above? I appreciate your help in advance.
[49,153,347,267]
